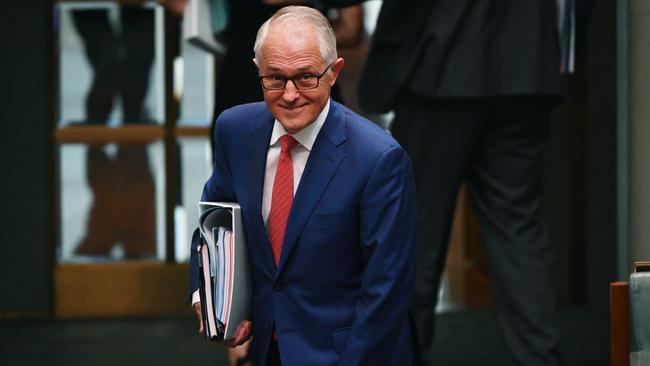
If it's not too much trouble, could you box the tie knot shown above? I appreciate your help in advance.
[280,134,299,153]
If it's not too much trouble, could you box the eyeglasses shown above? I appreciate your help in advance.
[259,63,333,90]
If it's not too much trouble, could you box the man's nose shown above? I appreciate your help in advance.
[282,80,300,102]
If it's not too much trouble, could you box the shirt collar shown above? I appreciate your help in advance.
[269,99,330,151]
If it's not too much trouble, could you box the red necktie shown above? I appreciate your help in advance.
[268,134,299,266]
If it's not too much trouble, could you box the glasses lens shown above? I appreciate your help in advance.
[262,77,285,90]
[294,76,318,90]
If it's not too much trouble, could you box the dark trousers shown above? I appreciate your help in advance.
[392,95,563,366]
[72,7,154,123]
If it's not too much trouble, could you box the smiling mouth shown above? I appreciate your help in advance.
[281,104,307,111]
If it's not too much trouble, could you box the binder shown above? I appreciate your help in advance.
[197,202,251,341]
[630,263,650,365]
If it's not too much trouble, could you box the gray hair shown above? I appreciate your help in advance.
[253,6,337,65]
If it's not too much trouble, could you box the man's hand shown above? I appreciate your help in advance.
[193,302,252,347]
[218,320,252,347]
[228,339,252,366]
[193,301,205,337]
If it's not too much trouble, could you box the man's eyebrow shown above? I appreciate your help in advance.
[266,66,316,74]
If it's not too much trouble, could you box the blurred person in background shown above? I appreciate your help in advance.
[71,3,157,259]
[359,1,572,365]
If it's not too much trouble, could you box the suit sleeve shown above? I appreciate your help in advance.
[336,146,417,365]
[188,115,237,296]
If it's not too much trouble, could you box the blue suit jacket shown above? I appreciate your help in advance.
[190,101,418,366]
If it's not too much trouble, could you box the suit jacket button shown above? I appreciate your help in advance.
[273,282,281,291]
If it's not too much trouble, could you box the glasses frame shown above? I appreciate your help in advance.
[259,63,334,91]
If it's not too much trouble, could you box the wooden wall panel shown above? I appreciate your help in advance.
[55,262,191,318]
[610,281,629,366]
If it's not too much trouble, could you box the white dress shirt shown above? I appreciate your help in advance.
[261,99,330,226]
[192,100,331,306]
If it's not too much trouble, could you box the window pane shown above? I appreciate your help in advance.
[175,137,212,262]
[176,41,215,127]
[58,142,166,262]
[57,2,165,127]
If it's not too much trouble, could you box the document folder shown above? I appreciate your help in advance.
[197,202,251,341]
[630,264,650,366]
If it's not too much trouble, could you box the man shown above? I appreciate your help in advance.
[189,6,418,366]
[359,1,566,365]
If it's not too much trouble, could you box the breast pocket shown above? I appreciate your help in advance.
[300,212,359,269]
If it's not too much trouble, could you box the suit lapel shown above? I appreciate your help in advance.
[276,102,347,276]
[244,111,276,275]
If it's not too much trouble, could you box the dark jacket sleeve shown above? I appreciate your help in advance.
[336,146,418,365]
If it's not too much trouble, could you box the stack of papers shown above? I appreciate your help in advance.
[197,202,250,341]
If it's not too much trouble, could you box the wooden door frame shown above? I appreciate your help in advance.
[51,1,206,318]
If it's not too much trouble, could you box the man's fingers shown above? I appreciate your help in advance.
[236,321,252,344]
[193,302,204,337]
[230,322,250,346]
[219,320,251,347]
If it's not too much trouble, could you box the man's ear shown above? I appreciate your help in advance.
[329,58,345,86]
[253,58,259,68]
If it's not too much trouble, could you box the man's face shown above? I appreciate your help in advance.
[255,23,343,134]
